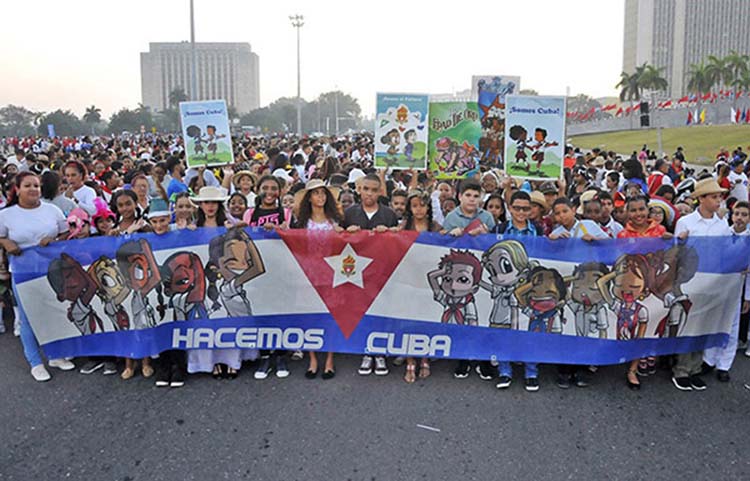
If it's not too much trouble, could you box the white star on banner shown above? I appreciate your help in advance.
[324,244,373,288]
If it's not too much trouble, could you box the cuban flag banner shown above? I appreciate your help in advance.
[11,228,747,365]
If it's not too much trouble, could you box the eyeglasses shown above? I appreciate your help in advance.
[511,205,531,212]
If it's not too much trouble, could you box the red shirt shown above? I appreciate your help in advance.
[618,220,666,238]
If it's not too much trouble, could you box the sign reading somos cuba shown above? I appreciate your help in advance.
[11,228,747,364]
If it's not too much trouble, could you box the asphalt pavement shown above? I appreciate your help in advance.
[2,326,750,481]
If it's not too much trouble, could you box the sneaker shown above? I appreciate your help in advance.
[358,355,373,376]
[154,368,170,387]
[671,376,693,391]
[374,356,389,376]
[453,360,471,379]
[524,377,540,392]
[572,373,590,388]
[737,341,748,351]
[290,350,304,361]
[254,357,272,380]
[392,356,405,366]
[556,374,571,389]
[31,364,51,382]
[48,359,75,371]
[170,366,185,388]
[476,362,496,381]
[700,362,715,375]
[495,375,512,389]
[79,360,104,375]
[13,318,20,337]
[745,348,750,358]
[276,357,290,378]
[102,362,118,375]
[689,375,707,390]
[717,370,730,382]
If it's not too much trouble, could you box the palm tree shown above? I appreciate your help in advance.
[724,50,749,108]
[616,64,647,129]
[706,55,731,92]
[168,87,189,108]
[687,62,713,122]
[83,105,102,134]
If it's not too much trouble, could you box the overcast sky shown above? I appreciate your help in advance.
[1,0,624,118]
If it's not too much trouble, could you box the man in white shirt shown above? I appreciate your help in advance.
[727,158,749,202]
[671,178,732,391]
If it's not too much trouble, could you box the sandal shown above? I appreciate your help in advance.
[212,364,225,380]
[226,367,238,380]
[120,367,135,380]
[419,359,431,379]
[404,363,416,384]
[141,361,154,378]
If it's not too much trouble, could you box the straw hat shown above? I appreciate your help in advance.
[293,179,340,208]
[529,191,548,211]
[191,186,229,203]
[692,178,727,198]
[576,190,598,215]
[592,156,605,167]
[232,170,257,189]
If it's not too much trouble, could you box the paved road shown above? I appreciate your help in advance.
[2,326,749,481]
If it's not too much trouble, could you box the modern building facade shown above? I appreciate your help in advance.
[623,0,750,97]
[141,42,259,113]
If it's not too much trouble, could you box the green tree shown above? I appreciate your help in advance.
[724,50,749,108]
[83,105,102,134]
[687,62,713,114]
[35,110,87,136]
[0,104,38,136]
[616,66,645,129]
[706,55,731,91]
[109,107,155,134]
[168,87,189,108]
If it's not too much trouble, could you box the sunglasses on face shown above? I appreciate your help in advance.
[511,205,531,212]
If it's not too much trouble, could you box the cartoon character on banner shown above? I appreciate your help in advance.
[427,250,482,326]
[116,239,165,329]
[508,125,530,171]
[479,117,503,169]
[514,266,567,333]
[597,254,657,341]
[477,77,517,97]
[649,245,698,337]
[47,254,105,335]
[88,256,132,331]
[160,252,208,321]
[380,128,400,165]
[480,240,536,330]
[403,129,417,163]
[396,105,409,124]
[529,128,559,175]
[207,228,266,316]
[205,125,226,159]
[565,262,612,339]
[434,138,478,176]
[185,125,206,159]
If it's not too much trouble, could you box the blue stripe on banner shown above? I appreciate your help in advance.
[414,232,750,274]
[40,314,729,366]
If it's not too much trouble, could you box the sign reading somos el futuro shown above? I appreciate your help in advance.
[12,228,744,364]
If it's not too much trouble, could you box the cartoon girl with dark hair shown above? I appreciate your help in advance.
[205,125,226,159]
[597,253,658,390]
[160,252,208,321]
[515,266,567,334]
[88,256,131,331]
[186,125,205,158]
[508,125,529,170]
[650,245,698,338]
[403,129,417,162]
[47,253,104,335]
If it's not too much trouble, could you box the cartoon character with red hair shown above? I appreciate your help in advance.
[160,252,208,321]
[47,253,104,335]
[427,249,483,326]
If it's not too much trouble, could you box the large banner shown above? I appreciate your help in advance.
[12,229,744,365]
[427,102,482,180]
[472,75,521,169]
[374,93,429,170]
[504,95,566,181]
[179,99,234,168]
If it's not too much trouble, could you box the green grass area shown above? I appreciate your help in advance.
[187,143,234,167]
[375,141,427,169]
[570,124,750,165]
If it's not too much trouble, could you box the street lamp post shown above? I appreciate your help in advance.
[190,0,198,101]
[289,14,304,138]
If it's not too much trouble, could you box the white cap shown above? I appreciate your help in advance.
[272,168,294,183]
[347,168,366,184]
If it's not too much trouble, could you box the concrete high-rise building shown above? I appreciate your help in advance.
[141,42,259,114]
[623,0,750,98]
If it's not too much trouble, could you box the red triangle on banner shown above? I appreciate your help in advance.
[279,230,418,338]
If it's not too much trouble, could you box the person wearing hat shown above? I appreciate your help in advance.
[192,186,229,228]
[568,166,591,200]
[528,191,553,236]
[225,170,257,207]
[672,178,731,391]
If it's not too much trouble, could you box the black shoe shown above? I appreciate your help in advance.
[453,360,471,379]
[717,370,730,382]
[700,362,715,375]
[572,373,589,388]
[689,375,707,390]
[627,372,641,390]
[495,375,512,389]
[556,374,571,389]
[524,377,539,392]
[476,361,496,381]
[155,367,171,387]
[170,366,185,388]
[672,376,693,391]
[322,369,336,380]
[305,369,318,379]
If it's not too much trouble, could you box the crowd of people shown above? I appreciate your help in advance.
[0,133,748,392]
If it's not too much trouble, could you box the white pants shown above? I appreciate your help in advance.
[703,303,741,371]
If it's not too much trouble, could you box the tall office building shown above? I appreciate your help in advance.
[623,0,750,97]
[141,42,260,114]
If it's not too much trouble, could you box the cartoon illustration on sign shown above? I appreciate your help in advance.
[47,253,104,335]
[427,250,483,326]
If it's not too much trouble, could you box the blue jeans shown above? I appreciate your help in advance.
[19,316,43,368]
[498,361,538,379]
